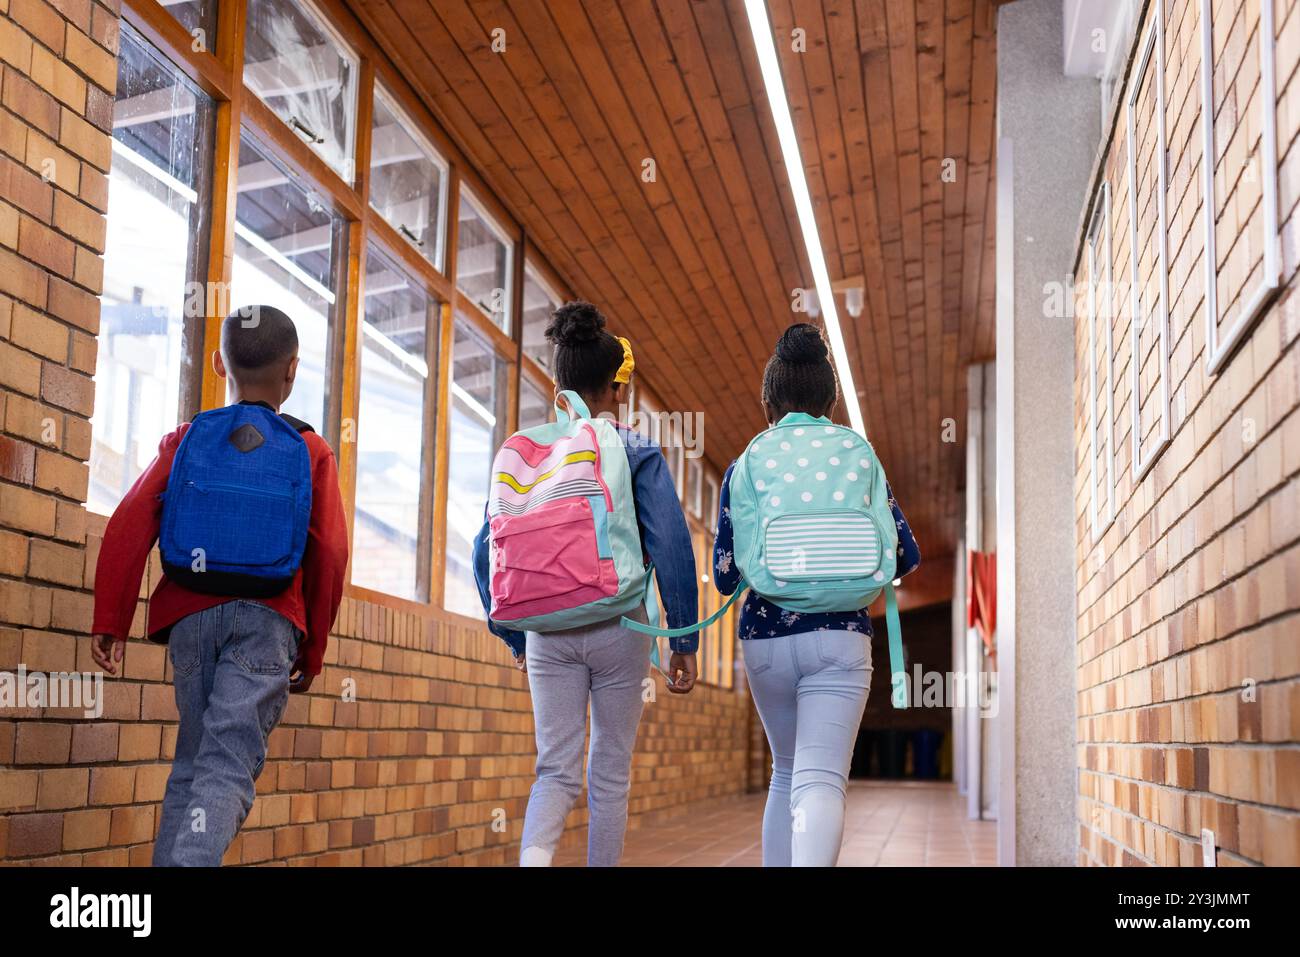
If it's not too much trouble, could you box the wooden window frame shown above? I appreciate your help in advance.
[1124,2,1171,485]
[369,81,452,273]
[1199,0,1281,375]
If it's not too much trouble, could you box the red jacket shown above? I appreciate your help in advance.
[91,417,350,677]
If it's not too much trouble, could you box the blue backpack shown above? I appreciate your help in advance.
[159,403,313,598]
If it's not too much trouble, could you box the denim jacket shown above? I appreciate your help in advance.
[472,426,700,657]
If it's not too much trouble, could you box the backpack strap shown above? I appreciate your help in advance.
[620,577,748,638]
[554,389,592,424]
[885,582,909,709]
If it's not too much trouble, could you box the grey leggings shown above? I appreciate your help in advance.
[743,630,872,866]
[521,613,651,866]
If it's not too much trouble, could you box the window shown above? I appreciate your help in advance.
[1200,0,1281,373]
[705,474,720,533]
[352,244,438,601]
[518,374,553,430]
[687,459,703,518]
[229,131,346,432]
[89,24,214,513]
[444,319,508,617]
[244,0,359,184]
[162,1,219,52]
[521,262,561,370]
[1124,4,1171,482]
[369,87,448,271]
[1087,183,1115,542]
[456,191,513,332]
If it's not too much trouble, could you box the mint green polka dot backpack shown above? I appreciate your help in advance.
[624,411,909,707]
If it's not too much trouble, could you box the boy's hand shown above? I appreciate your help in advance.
[666,652,697,694]
[512,652,527,674]
[91,634,125,676]
[289,652,313,694]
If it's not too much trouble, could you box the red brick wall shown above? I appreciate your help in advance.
[1073,0,1300,866]
[0,1,755,865]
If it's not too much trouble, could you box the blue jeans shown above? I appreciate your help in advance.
[742,630,872,866]
[152,600,299,867]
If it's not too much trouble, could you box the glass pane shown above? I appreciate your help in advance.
[369,88,447,271]
[521,263,560,370]
[163,1,218,52]
[518,375,552,430]
[455,192,512,332]
[90,24,214,513]
[687,459,703,517]
[352,245,435,601]
[229,131,344,431]
[244,0,359,184]
[444,318,507,618]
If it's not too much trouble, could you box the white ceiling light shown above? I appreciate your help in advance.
[743,0,865,436]
[844,286,865,318]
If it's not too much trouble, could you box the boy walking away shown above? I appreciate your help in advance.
[90,306,349,866]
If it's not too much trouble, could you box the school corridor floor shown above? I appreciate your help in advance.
[552,781,997,867]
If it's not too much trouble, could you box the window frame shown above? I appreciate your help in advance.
[1199,0,1281,375]
[369,82,451,273]
[349,236,442,603]
[1124,2,1171,484]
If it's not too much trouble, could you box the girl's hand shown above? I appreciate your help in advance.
[666,652,697,694]
[91,634,125,676]
[513,652,527,673]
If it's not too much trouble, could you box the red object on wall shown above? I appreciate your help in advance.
[967,550,997,658]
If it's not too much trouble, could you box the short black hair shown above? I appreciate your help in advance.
[545,300,624,398]
[761,322,839,420]
[221,305,299,373]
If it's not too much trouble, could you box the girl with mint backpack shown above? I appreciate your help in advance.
[470,301,699,867]
[712,323,921,866]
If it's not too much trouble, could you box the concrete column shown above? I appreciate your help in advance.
[995,0,1096,866]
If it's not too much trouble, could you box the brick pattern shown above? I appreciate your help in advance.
[1074,0,1300,867]
[0,3,755,866]
[2,531,753,864]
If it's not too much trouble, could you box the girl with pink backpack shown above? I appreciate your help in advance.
[471,301,699,866]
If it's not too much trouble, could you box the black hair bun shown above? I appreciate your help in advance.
[546,300,606,346]
[776,322,829,364]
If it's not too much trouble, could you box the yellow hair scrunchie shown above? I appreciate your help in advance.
[614,336,635,384]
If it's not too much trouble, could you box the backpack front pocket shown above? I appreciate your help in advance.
[763,510,882,581]
[168,480,297,568]
[489,497,608,615]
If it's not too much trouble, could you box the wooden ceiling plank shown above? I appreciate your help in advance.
[464,0,765,428]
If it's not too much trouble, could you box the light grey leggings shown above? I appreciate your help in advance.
[521,613,651,866]
[743,630,872,866]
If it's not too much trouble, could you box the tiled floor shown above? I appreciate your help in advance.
[553,780,997,867]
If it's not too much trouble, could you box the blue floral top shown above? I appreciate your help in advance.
[712,460,921,639]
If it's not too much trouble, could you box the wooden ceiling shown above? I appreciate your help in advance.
[347,0,999,574]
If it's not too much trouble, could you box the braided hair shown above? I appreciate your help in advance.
[544,300,625,401]
[761,322,839,421]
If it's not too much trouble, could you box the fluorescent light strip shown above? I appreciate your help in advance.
[452,381,497,427]
[111,138,199,205]
[233,220,337,306]
[743,0,865,436]
[362,321,428,379]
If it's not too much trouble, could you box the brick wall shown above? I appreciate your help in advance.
[0,1,755,865]
[1073,0,1300,866]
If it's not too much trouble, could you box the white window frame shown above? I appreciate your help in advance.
[1125,0,1171,484]
[1087,181,1115,542]
[1199,0,1280,375]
